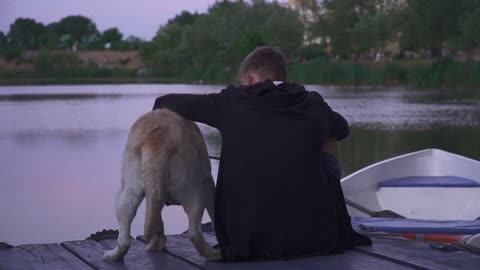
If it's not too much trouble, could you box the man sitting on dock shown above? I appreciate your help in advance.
[153,47,371,261]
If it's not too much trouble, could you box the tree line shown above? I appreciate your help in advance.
[2,0,480,60]
[0,15,144,60]
[142,0,480,82]
[296,0,480,59]
[1,0,480,85]
[141,0,304,81]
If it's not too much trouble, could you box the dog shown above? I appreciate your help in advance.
[103,109,221,261]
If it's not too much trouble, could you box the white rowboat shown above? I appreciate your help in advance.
[341,149,480,220]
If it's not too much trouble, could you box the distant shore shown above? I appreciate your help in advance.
[1,58,479,88]
[0,77,182,86]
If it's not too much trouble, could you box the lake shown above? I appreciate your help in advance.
[1,84,479,245]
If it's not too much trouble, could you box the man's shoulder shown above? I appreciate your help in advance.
[218,84,244,96]
[304,89,326,103]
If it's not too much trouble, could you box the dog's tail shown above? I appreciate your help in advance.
[142,130,172,242]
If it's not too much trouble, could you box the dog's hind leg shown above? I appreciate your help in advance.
[142,141,168,252]
[103,184,144,261]
[144,188,166,252]
[203,175,216,231]
[184,198,222,261]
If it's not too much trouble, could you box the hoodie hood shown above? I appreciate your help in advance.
[239,80,308,109]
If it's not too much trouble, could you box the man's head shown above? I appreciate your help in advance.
[238,47,288,85]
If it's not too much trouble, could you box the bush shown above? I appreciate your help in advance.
[289,58,480,87]
[35,51,82,75]
[298,44,326,61]
[1,46,23,61]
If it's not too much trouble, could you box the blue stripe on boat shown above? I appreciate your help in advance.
[378,176,480,188]
[352,217,480,234]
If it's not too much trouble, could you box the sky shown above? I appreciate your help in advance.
[0,0,227,40]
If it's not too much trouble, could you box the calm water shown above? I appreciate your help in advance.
[1,84,479,245]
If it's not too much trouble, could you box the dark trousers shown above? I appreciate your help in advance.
[322,152,372,250]
[219,154,372,262]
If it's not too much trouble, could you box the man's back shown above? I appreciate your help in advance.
[154,80,353,260]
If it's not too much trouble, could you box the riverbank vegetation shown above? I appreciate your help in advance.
[290,58,480,87]
[1,0,480,87]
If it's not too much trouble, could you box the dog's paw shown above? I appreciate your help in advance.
[205,249,222,261]
[145,242,165,252]
[103,249,123,261]
[146,234,166,252]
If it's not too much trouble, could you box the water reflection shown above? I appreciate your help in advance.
[0,94,123,102]
[339,126,480,176]
[11,129,126,145]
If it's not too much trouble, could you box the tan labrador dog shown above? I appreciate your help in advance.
[103,109,221,261]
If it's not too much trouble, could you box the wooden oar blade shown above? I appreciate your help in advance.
[371,210,405,218]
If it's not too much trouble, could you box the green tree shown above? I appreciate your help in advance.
[147,0,304,82]
[166,10,201,26]
[39,23,60,49]
[152,22,185,51]
[151,11,200,50]
[459,8,480,50]
[353,12,395,54]
[289,0,323,44]
[102,27,123,47]
[55,16,97,45]
[7,18,45,49]
[58,34,73,48]
[310,0,377,59]
[0,31,6,50]
[447,7,480,62]
[399,0,467,56]
[145,10,202,70]
[120,35,143,50]
[82,22,102,49]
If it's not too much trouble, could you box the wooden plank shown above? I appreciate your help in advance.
[61,238,199,270]
[142,233,412,270]
[286,250,415,270]
[0,243,91,270]
[356,237,480,270]
[159,233,291,270]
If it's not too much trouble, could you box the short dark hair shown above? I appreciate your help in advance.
[238,47,288,81]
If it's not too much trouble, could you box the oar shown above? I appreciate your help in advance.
[345,198,405,218]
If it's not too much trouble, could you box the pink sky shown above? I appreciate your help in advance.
[0,0,225,40]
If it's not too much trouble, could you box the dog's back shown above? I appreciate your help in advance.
[126,108,214,235]
[126,109,207,163]
[104,109,219,261]
[125,109,211,183]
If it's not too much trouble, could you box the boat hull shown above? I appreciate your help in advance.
[341,149,480,220]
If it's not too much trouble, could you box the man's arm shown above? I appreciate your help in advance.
[321,137,341,180]
[153,93,222,128]
[311,91,349,141]
[328,109,349,141]
[322,107,348,178]
[322,137,337,156]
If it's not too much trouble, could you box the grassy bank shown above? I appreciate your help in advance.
[290,58,480,87]
[0,76,182,86]
[1,58,479,87]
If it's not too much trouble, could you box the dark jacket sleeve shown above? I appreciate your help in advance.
[330,111,349,140]
[326,104,349,141]
[153,93,222,128]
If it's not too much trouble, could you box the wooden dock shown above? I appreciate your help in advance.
[1,225,479,270]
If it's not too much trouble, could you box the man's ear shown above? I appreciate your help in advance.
[247,74,255,85]
[240,72,260,85]
[247,73,261,85]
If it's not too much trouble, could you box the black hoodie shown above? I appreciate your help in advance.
[153,80,370,260]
